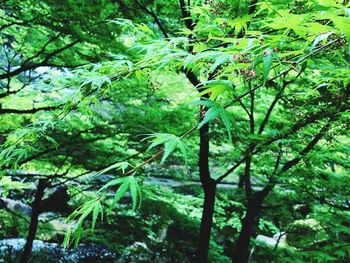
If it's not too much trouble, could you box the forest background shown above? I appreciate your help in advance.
[0,0,349,262]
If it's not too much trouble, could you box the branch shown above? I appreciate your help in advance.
[179,0,194,31]
[216,101,347,183]
[0,105,59,115]
[0,40,79,80]
[258,123,332,198]
[229,38,341,107]
[257,63,307,134]
[0,16,38,31]
[282,125,330,173]
[135,1,169,38]
[22,34,62,65]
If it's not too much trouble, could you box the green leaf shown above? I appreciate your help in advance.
[310,32,333,50]
[44,136,59,149]
[192,99,232,140]
[199,106,221,128]
[263,50,273,81]
[219,107,232,142]
[198,80,232,100]
[95,161,130,177]
[98,177,125,192]
[129,176,141,210]
[91,201,103,232]
[108,177,130,212]
[144,133,188,164]
[210,54,229,73]
[63,227,72,249]
[74,205,93,247]
[332,16,350,38]
[227,15,251,35]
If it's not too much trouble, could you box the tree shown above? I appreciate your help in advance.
[1,1,349,263]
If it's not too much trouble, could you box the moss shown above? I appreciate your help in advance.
[286,219,325,248]
[173,183,203,196]
[0,209,29,238]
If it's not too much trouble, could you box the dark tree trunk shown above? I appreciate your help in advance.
[238,174,244,188]
[19,178,48,263]
[197,182,216,263]
[232,194,264,263]
[196,117,216,263]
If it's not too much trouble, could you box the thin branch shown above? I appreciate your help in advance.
[228,38,341,107]
[22,34,62,65]
[259,123,332,198]
[0,105,58,115]
[179,0,194,31]
[216,101,347,183]
[0,40,79,80]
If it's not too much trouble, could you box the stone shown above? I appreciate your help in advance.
[0,238,119,262]
[0,198,32,216]
[41,185,70,213]
[256,232,287,248]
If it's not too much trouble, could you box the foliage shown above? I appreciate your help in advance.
[0,0,350,262]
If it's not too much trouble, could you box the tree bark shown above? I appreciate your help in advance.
[232,194,264,263]
[196,116,216,262]
[197,181,216,263]
[19,178,48,263]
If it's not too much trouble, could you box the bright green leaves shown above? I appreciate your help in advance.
[64,199,104,248]
[331,16,350,39]
[210,54,229,73]
[94,161,130,178]
[64,174,142,248]
[255,1,275,16]
[0,118,59,173]
[143,133,188,164]
[64,159,141,248]
[183,51,229,73]
[100,175,142,212]
[252,48,280,82]
[128,176,142,211]
[263,50,273,81]
[0,176,27,197]
[77,72,112,93]
[227,15,251,35]
[262,49,280,81]
[265,12,309,38]
[198,80,232,100]
[192,99,232,141]
[261,3,350,42]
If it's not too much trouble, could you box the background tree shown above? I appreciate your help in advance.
[0,1,349,263]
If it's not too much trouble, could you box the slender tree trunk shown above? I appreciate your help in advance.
[197,182,216,263]
[232,194,263,263]
[19,178,48,263]
[196,116,216,262]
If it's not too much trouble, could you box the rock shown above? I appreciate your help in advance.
[36,212,71,240]
[286,218,325,248]
[121,242,155,262]
[41,185,70,213]
[256,235,278,247]
[256,233,287,248]
[273,232,287,245]
[0,197,32,216]
[0,238,119,263]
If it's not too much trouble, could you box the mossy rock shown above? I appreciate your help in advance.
[286,219,327,248]
[0,209,28,238]
[172,183,203,196]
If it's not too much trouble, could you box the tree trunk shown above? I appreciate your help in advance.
[196,182,216,263]
[19,178,48,263]
[232,195,263,263]
[196,114,216,262]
